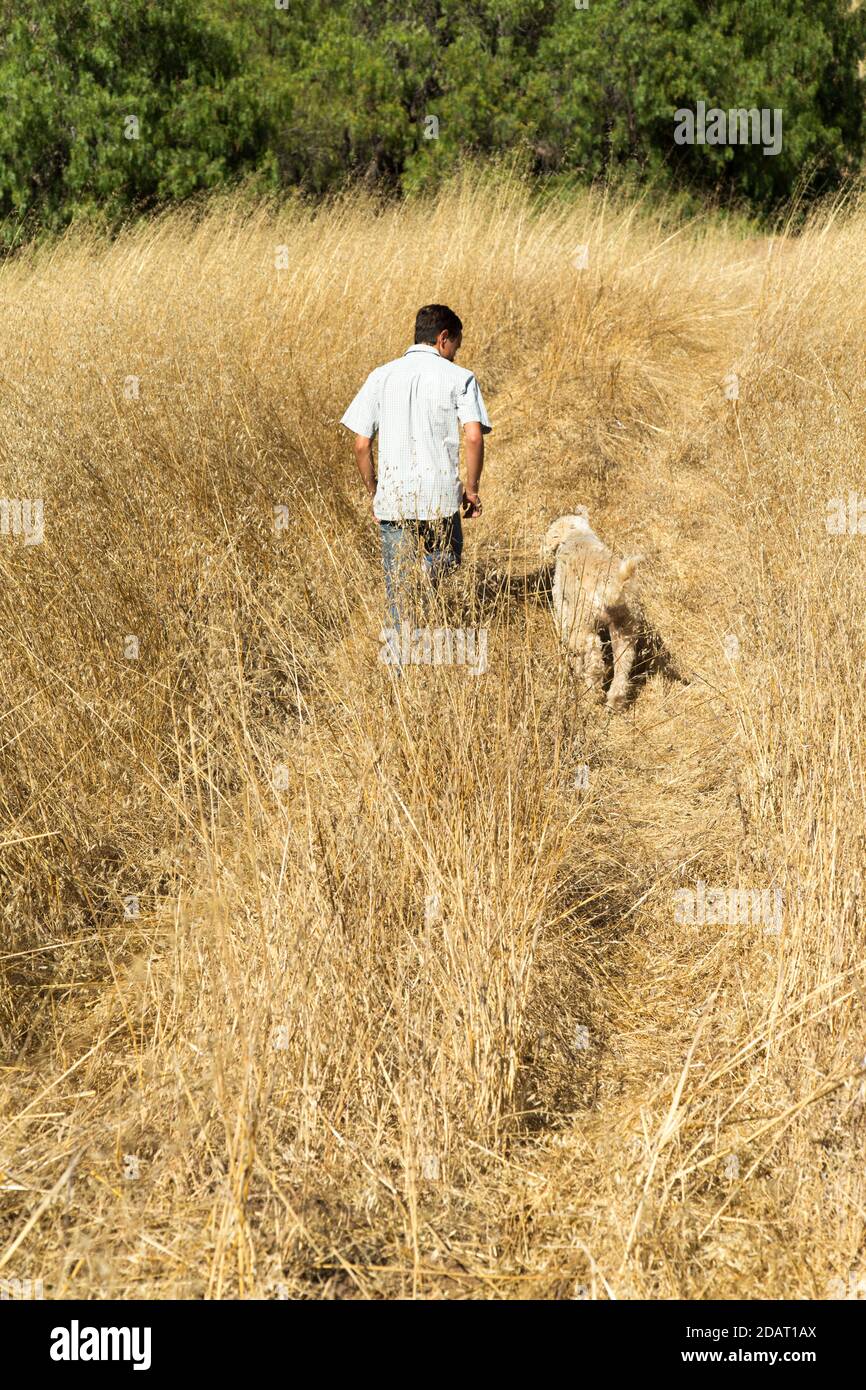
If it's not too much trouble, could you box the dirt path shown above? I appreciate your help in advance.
[466,310,774,1296]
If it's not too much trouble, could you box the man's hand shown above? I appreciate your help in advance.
[353,434,377,520]
[462,421,484,520]
[462,489,482,519]
[353,430,378,519]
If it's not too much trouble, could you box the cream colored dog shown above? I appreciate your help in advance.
[541,510,641,711]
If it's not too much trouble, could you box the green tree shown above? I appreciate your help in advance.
[1,0,864,230]
[529,0,866,207]
[0,0,270,234]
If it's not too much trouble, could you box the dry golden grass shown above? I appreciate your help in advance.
[0,175,864,1299]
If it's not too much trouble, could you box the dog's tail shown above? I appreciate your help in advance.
[618,554,642,583]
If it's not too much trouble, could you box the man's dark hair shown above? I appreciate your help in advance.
[414,304,462,345]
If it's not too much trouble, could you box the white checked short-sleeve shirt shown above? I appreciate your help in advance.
[340,344,492,521]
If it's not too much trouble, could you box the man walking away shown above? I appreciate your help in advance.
[340,304,492,629]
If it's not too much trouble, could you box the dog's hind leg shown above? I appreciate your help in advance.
[607,614,638,710]
[583,630,606,702]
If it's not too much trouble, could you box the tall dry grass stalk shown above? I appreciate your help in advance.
[0,175,864,1298]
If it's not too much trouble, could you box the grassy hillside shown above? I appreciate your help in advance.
[0,178,864,1298]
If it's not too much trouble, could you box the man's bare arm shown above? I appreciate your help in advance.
[353,435,376,507]
[463,421,485,516]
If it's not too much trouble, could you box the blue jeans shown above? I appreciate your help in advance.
[379,512,463,630]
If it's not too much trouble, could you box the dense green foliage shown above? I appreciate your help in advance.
[1,0,864,231]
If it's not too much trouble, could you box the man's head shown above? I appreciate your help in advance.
[414,304,462,360]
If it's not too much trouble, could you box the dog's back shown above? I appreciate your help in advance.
[552,530,635,635]
[542,511,641,662]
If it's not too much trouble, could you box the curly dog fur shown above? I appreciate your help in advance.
[541,510,642,711]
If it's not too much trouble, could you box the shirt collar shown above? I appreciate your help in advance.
[404,344,440,356]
